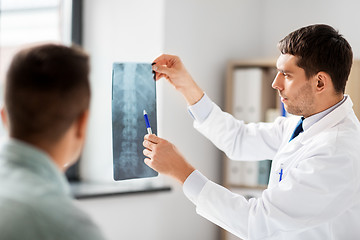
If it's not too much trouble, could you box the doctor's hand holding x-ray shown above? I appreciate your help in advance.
[143,24,360,240]
[143,54,203,183]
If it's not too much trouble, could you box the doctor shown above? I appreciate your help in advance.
[143,24,360,239]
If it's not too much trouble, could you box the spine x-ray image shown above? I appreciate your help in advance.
[112,63,158,180]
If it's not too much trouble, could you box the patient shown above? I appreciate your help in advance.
[0,44,106,239]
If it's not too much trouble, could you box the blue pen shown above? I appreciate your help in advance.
[279,163,284,182]
[143,110,152,134]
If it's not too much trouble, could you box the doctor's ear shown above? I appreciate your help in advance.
[315,71,331,92]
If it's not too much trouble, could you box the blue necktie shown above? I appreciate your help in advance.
[289,117,305,142]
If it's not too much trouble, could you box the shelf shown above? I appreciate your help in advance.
[227,184,267,190]
[228,58,277,68]
[70,181,171,200]
[222,60,277,240]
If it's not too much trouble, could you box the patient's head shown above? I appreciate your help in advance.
[3,44,90,145]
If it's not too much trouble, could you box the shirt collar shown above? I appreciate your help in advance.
[302,95,347,132]
[0,137,71,196]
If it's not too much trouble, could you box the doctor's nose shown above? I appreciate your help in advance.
[272,72,284,91]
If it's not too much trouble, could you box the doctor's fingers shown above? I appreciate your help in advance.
[144,133,160,143]
[155,74,177,90]
[153,54,180,67]
[144,158,153,169]
[143,148,153,159]
[152,64,176,80]
[144,157,164,175]
[143,139,156,151]
[155,72,170,81]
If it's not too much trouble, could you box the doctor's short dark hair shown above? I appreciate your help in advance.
[5,44,90,143]
[278,24,353,94]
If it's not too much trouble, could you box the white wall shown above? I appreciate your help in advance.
[78,1,264,240]
[80,0,165,183]
[259,0,360,58]
[78,0,218,240]
[78,1,360,240]
[160,0,263,183]
[77,187,211,240]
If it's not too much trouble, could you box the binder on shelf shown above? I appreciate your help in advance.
[226,157,258,187]
[258,160,272,186]
[226,157,243,185]
[232,67,276,123]
[233,68,261,122]
[226,158,271,187]
[241,161,259,187]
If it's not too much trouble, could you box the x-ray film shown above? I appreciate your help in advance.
[112,63,158,181]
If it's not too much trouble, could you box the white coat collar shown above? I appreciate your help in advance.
[302,96,346,132]
[299,94,354,144]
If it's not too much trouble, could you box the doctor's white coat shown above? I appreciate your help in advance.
[190,96,360,240]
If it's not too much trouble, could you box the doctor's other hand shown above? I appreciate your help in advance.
[152,54,204,105]
[143,134,195,184]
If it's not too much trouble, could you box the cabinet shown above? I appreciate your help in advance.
[221,59,360,240]
[223,59,278,189]
[346,60,360,118]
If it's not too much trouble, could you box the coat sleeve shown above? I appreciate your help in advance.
[193,103,286,161]
[194,143,358,239]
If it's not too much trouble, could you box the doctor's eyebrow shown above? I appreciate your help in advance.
[277,69,293,75]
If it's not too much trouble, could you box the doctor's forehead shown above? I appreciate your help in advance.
[276,54,299,73]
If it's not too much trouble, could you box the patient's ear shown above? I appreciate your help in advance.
[1,107,8,129]
[75,109,89,139]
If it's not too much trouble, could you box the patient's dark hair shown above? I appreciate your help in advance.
[5,44,90,143]
[278,24,353,94]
